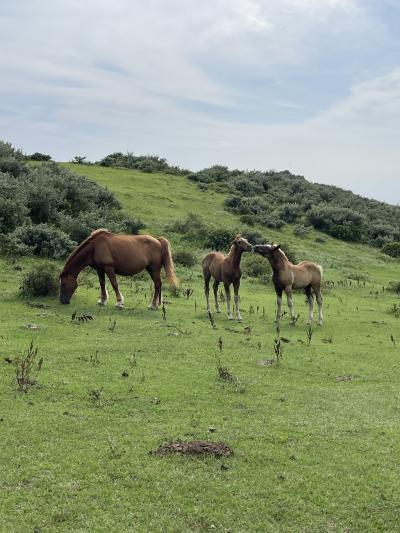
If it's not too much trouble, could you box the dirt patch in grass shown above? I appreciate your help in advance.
[257,359,275,366]
[336,375,357,382]
[152,440,233,458]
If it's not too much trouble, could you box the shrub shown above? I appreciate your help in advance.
[11,224,75,259]
[293,224,311,238]
[120,217,145,234]
[20,262,59,297]
[29,152,52,161]
[382,242,400,258]
[387,281,400,294]
[242,254,271,280]
[173,251,197,267]
[204,228,235,251]
[0,141,27,177]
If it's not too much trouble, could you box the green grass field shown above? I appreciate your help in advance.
[1,165,400,532]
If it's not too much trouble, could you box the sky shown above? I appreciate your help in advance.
[0,0,399,203]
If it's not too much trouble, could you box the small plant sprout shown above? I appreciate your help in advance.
[218,337,223,352]
[14,341,43,392]
[88,387,104,407]
[162,302,167,321]
[108,318,117,332]
[307,324,313,346]
[208,310,216,329]
[391,335,396,347]
[274,325,283,362]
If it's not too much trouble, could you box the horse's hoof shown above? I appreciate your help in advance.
[228,315,234,320]
[317,321,323,326]
[216,309,221,314]
[148,305,157,311]
[115,303,124,309]
[98,300,107,306]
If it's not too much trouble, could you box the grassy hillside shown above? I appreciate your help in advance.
[1,163,400,532]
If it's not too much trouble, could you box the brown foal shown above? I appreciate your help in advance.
[253,244,323,325]
[202,235,252,321]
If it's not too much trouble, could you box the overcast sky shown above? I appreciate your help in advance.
[1,0,399,203]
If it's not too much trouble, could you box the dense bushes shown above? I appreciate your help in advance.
[0,141,145,260]
[382,242,400,258]
[98,152,189,175]
[20,262,59,297]
[29,152,52,161]
[190,164,400,247]
[173,251,197,267]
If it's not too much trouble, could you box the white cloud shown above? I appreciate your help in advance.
[0,0,399,202]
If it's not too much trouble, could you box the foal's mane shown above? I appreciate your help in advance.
[63,228,111,271]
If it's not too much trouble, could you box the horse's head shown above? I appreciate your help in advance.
[233,235,253,252]
[253,244,280,257]
[59,272,78,304]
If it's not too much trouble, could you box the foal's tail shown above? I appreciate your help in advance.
[158,237,179,288]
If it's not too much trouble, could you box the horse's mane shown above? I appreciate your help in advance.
[276,248,289,262]
[63,229,111,271]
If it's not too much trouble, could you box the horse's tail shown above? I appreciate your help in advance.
[317,264,323,277]
[158,237,179,288]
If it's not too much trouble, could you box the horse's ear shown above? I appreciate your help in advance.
[274,244,281,251]
[235,234,242,240]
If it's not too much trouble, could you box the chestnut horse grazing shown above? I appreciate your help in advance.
[59,229,178,308]
[202,235,252,321]
[253,244,323,325]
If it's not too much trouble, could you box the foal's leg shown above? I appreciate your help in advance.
[285,286,296,324]
[97,269,108,305]
[233,280,242,321]
[224,281,234,320]
[315,287,323,325]
[204,271,212,313]
[213,280,221,313]
[275,287,283,323]
[305,285,314,324]
[147,267,162,310]
[105,268,124,308]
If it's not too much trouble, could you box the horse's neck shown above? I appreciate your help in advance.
[270,254,290,273]
[227,245,243,267]
[64,243,92,277]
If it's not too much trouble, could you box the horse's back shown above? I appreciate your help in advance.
[93,233,162,275]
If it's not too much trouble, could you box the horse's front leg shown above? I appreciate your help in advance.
[224,281,234,320]
[285,286,296,324]
[233,280,242,321]
[105,268,124,308]
[97,269,108,305]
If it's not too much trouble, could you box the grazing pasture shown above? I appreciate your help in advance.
[1,164,400,532]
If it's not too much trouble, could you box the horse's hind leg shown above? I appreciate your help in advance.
[204,270,212,313]
[147,267,162,310]
[97,268,108,305]
[105,267,124,308]
[285,286,296,324]
[314,287,323,325]
[224,281,234,320]
[213,281,221,313]
[305,285,313,324]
